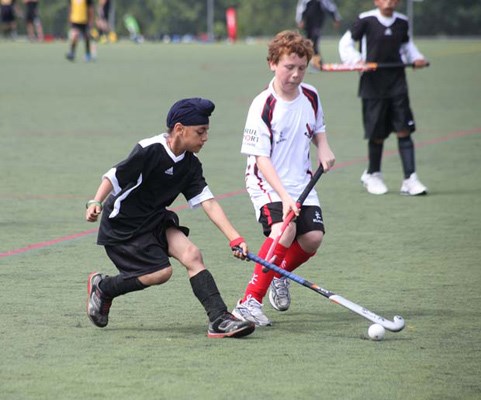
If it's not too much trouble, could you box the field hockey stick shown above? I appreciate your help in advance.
[264,164,325,266]
[244,251,405,332]
[321,62,430,72]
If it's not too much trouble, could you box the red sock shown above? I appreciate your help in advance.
[279,240,315,274]
[242,237,288,303]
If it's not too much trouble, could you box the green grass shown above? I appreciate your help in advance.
[1,38,481,400]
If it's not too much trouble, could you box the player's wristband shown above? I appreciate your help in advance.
[229,237,245,249]
[86,200,103,209]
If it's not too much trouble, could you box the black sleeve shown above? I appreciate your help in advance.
[112,144,148,189]
[350,16,365,41]
[182,156,209,202]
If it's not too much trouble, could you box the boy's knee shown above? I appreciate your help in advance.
[312,230,324,248]
[299,231,324,253]
[176,243,204,270]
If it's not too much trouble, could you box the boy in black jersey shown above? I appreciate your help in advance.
[85,98,255,338]
[339,0,429,196]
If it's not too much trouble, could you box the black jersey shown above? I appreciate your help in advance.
[350,10,410,99]
[98,133,211,245]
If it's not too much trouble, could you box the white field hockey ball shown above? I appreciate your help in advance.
[368,324,385,341]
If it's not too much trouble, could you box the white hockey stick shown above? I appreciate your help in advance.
[244,251,405,332]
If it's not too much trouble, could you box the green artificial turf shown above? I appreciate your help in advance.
[1,38,480,400]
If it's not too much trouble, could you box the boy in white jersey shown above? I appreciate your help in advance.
[233,30,335,326]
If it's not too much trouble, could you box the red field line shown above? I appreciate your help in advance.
[1,128,480,259]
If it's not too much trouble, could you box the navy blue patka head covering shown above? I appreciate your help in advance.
[166,98,215,129]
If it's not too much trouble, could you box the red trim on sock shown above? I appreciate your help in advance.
[242,238,288,303]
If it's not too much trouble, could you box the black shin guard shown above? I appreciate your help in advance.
[398,136,415,178]
[368,140,384,173]
[190,270,228,322]
[99,275,148,299]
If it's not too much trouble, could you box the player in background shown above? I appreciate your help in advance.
[85,98,255,339]
[95,0,111,43]
[339,0,429,195]
[232,30,335,326]
[296,0,342,70]
[1,0,19,39]
[66,0,96,62]
[24,0,43,41]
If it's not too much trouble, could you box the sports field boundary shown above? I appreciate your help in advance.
[1,127,479,260]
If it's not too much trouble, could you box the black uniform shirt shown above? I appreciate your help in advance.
[350,10,410,99]
[97,133,211,245]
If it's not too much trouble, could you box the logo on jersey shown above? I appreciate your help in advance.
[304,123,314,139]
[243,128,259,146]
[384,28,392,36]
[313,211,323,224]
[275,131,286,144]
[164,167,174,175]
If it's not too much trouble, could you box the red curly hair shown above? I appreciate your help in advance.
[267,30,314,65]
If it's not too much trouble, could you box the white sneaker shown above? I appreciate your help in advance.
[361,170,388,195]
[232,297,272,327]
[400,173,428,196]
[268,277,291,311]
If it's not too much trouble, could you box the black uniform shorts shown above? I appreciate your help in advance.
[362,94,416,140]
[104,210,189,279]
[25,2,39,23]
[70,23,89,36]
[258,202,325,237]
[1,5,15,23]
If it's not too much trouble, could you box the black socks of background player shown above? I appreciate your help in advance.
[368,137,415,178]
[398,136,415,178]
[99,275,148,299]
[367,140,383,174]
[190,269,228,322]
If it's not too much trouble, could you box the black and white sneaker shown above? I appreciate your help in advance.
[87,272,112,328]
[207,312,255,338]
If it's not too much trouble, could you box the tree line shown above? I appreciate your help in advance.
[33,0,481,39]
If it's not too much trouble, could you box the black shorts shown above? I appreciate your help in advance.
[25,2,38,23]
[104,211,189,279]
[71,23,88,35]
[258,202,325,237]
[1,5,15,23]
[362,95,416,140]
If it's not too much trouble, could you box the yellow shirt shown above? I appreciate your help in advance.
[69,0,92,24]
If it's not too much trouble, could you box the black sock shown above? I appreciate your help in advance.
[85,36,91,55]
[99,275,148,299]
[190,270,227,322]
[368,140,383,173]
[398,136,415,178]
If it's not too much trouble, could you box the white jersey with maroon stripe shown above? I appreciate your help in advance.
[241,79,326,219]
